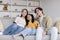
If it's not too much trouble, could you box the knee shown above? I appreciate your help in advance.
[51,27,58,33]
[37,27,43,32]
[13,24,17,26]
[52,27,58,31]
[25,28,32,32]
[9,24,16,27]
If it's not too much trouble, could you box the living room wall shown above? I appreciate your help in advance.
[40,0,60,22]
[0,0,39,17]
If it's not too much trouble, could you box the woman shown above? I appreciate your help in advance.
[3,9,28,35]
[16,14,39,37]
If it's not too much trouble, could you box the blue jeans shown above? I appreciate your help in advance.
[3,24,24,35]
[21,28,36,37]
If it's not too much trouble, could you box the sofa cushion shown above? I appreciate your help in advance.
[24,35,60,40]
[0,35,23,40]
[24,36,35,40]
[0,18,15,29]
[0,35,13,40]
[13,36,23,40]
[58,34,60,40]
[24,35,49,40]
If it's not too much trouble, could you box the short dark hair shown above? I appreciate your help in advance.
[34,7,43,14]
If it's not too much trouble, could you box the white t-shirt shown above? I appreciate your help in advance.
[39,15,46,27]
[15,17,26,28]
[39,15,43,27]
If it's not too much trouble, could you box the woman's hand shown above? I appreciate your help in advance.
[42,32,46,36]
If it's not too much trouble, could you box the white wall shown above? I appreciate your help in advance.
[0,0,39,17]
[40,0,60,22]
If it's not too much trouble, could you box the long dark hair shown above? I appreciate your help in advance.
[20,9,28,23]
[26,14,34,26]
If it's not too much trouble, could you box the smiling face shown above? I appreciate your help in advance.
[21,10,28,17]
[36,9,43,17]
[27,15,32,21]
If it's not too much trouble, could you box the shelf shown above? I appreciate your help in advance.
[0,4,26,6]
[28,0,40,2]
[0,10,21,12]
[0,10,33,13]
[0,3,39,7]
[23,0,40,2]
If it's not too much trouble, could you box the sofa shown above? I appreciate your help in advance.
[0,17,60,40]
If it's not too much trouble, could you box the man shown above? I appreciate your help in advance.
[34,7,58,40]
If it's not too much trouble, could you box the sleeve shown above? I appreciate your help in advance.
[15,17,19,23]
[44,16,52,32]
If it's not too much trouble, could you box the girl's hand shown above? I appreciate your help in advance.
[36,21,40,27]
[37,23,40,27]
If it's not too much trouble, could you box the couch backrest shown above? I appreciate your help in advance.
[0,18,15,29]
